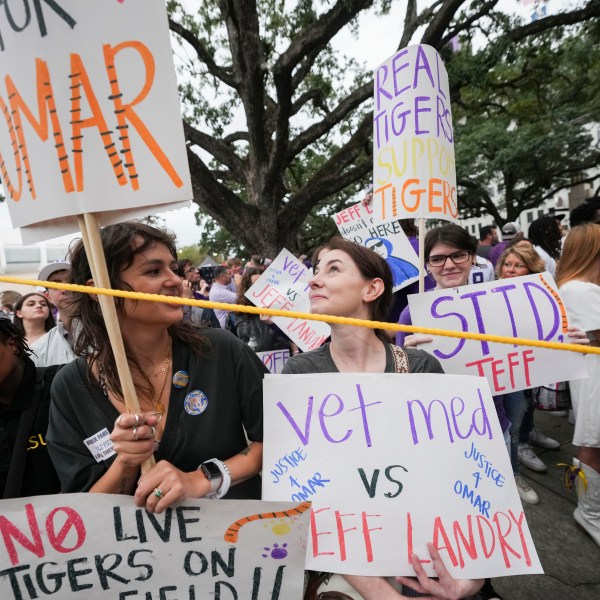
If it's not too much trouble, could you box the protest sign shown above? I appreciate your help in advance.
[372,44,457,223]
[333,201,419,291]
[245,250,330,353]
[0,0,191,243]
[263,373,542,578]
[407,273,587,394]
[0,494,309,599]
[257,349,291,374]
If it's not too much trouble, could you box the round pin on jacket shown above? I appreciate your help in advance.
[184,390,208,415]
[172,370,190,389]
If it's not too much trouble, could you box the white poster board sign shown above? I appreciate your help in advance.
[372,44,457,223]
[263,373,542,578]
[408,273,588,394]
[257,349,291,374]
[245,250,330,352]
[333,201,419,291]
[0,495,309,599]
[0,0,191,243]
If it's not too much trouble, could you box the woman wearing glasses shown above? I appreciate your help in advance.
[396,225,508,600]
[397,224,478,347]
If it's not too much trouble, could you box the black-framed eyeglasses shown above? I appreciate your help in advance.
[427,251,472,268]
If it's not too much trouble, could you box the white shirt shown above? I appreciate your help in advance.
[209,282,237,329]
[29,321,76,367]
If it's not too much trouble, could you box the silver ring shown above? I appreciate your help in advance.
[132,425,138,441]
[149,426,156,438]
[134,414,140,426]
[154,487,163,498]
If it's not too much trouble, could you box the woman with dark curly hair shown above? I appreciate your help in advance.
[47,222,267,512]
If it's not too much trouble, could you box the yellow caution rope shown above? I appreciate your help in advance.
[2,274,599,355]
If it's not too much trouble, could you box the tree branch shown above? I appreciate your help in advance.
[184,122,246,181]
[505,1,600,44]
[439,0,497,48]
[421,0,470,48]
[281,115,372,225]
[169,17,236,87]
[287,81,373,161]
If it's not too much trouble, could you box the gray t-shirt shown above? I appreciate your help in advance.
[282,341,443,374]
[284,341,444,599]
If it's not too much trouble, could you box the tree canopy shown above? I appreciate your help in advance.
[168,0,600,255]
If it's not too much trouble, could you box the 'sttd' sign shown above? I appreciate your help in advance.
[407,273,587,394]
[373,44,457,223]
[263,373,542,578]
[0,495,309,600]
[0,0,191,242]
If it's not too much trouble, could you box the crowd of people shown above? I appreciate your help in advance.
[1,195,599,600]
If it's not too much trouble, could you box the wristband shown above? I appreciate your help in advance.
[202,458,231,499]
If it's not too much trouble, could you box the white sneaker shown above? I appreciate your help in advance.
[515,474,539,505]
[518,443,547,472]
[529,429,560,450]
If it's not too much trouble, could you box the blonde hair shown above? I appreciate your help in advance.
[556,223,600,287]
[496,245,545,279]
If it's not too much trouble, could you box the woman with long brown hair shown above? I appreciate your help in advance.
[283,236,483,600]
[556,223,600,547]
[47,222,266,511]
[13,292,56,353]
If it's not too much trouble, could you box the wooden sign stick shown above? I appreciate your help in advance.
[77,213,156,472]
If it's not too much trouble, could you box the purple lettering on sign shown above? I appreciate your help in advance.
[407,388,492,446]
[375,64,392,111]
[523,282,559,341]
[391,49,410,98]
[459,290,490,356]
[277,397,314,445]
[490,283,518,342]
[414,96,431,135]
[319,394,352,444]
[413,46,435,89]
[430,296,467,360]
[347,383,382,448]
[281,255,305,285]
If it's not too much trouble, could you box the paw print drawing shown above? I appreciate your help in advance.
[262,543,288,560]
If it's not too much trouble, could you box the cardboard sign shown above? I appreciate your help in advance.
[245,250,330,353]
[0,495,309,599]
[263,373,542,578]
[333,201,419,291]
[257,349,291,374]
[0,0,191,243]
[372,44,457,223]
[407,273,588,394]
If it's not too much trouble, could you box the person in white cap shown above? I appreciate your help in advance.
[34,261,76,367]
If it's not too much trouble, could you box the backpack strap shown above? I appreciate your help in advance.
[390,344,410,374]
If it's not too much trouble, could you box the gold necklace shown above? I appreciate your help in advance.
[153,336,172,414]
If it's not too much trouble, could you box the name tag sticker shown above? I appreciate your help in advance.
[84,428,116,462]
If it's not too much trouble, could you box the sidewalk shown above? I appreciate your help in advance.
[485,410,600,600]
